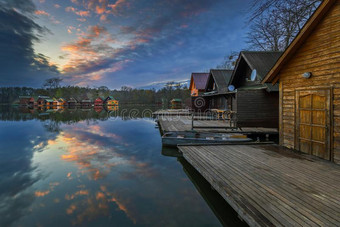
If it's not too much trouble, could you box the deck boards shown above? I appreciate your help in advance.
[158,116,278,134]
[179,144,340,226]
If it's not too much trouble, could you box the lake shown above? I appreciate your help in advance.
[0,105,245,227]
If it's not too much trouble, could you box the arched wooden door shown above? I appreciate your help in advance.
[296,89,331,160]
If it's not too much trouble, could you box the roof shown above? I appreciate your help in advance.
[262,0,335,84]
[209,69,233,94]
[96,97,104,101]
[171,99,182,102]
[68,98,77,102]
[19,96,32,99]
[45,99,54,102]
[189,73,210,91]
[38,96,50,99]
[231,51,282,92]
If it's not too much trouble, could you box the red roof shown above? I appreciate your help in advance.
[190,73,210,90]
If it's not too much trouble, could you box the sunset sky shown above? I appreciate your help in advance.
[0,0,251,89]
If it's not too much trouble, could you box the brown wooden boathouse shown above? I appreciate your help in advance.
[263,0,340,163]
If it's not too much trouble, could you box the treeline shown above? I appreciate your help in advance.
[0,83,190,106]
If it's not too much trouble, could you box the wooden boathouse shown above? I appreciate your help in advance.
[262,0,340,163]
[222,51,282,128]
[204,69,233,110]
[189,72,210,111]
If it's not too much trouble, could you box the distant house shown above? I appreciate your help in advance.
[80,99,92,108]
[216,51,282,128]
[107,99,119,106]
[171,99,182,109]
[52,98,59,106]
[58,98,67,106]
[262,0,340,163]
[189,73,210,111]
[94,97,104,106]
[68,98,78,107]
[104,96,119,106]
[44,98,54,106]
[189,73,210,96]
[37,96,50,106]
[204,69,233,110]
[19,96,34,106]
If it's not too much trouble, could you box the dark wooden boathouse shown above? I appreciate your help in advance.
[225,51,282,128]
[204,69,233,110]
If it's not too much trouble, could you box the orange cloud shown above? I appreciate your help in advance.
[66,204,77,214]
[54,4,61,9]
[65,190,90,200]
[95,5,106,14]
[76,10,90,17]
[95,192,105,200]
[35,10,49,16]
[35,190,50,197]
[65,6,90,17]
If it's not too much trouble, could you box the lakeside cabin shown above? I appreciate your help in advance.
[67,98,78,107]
[58,98,67,106]
[94,97,104,106]
[262,0,340,163]
[80,99,92,108]
[19,96,35,106]
[189,72,210,111]
[207,51,282,128]
[105,96,119,106]
[37,96,50,106]
[204,69,233,110]
[171,99,182,109]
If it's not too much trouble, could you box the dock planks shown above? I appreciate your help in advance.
[179,144,340,226]
[158,116,278,134]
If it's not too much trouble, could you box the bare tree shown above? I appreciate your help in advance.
[216,51,239,69]
[247,0,321,51]
[43,77,63,89]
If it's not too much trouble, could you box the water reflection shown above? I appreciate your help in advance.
[0,106,223,226]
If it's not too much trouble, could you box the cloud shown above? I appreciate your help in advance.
[0,0,60,87]
[35,10,49,16]
[65,6,90,17]
[54,4,61,9]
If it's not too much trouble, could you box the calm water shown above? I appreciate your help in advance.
[0,105,245,227]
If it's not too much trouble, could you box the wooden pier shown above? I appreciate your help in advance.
[152,109,192,116]
[179,144,340,226]
[157,115,278,135]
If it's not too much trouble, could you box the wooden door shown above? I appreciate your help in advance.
[296,89,331,160]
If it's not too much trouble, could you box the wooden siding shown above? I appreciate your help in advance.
[279,1,340,163]
[236,90,279,128]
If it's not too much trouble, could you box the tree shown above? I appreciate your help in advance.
[216,51,239,69]
[247,0,321,51]
[43,77,63,89]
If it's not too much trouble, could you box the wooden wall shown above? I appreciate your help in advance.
[278,1,340,163]
[236,90,279,128]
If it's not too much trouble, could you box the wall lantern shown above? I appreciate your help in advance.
[302,72,312,79]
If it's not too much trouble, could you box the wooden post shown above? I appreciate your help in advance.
[191,113,194,131]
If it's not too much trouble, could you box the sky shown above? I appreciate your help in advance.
[0,0,251,89]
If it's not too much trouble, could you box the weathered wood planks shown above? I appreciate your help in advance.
[157,115,278,135]
[179,144,340,226]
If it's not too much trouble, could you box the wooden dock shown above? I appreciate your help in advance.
[152,109,192,116]
[179,144,340,226]
[158,116,278,135]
